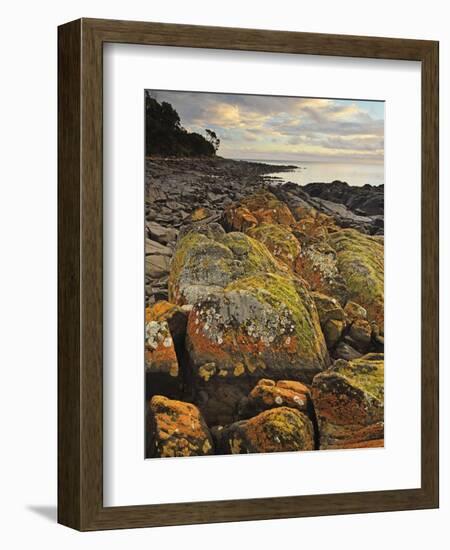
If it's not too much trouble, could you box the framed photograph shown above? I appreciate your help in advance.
[58,18,439,530]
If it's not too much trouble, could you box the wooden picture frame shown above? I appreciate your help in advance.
[58,18,439,531]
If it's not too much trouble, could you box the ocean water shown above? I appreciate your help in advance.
[240,159,384,188]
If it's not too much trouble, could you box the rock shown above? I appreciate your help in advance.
[225,205,258,232]
[247,223,301,270]
[344,301,368,323]
[168,223,287,306]
[238,191,296,226]
[334,341,362,361]
[330,229,384,328]
[145,254,171,278]
[146,221,178,245]
[147,396,214,457]
[146,301,189,360]
[371,322,384,351]
[145,238,172,256]
[348,319,372,352]
[190,207,211,222]
[145,320,180,399]
[311,292,346,348]
[239,378,311,418]
[217,407,315,454]
[303,181,384,217]
[295,239,348,305]
[186,272,329,424]
[311,353,384,449]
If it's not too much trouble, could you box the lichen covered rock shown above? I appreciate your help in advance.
[247,223,301,269]
[239,378,311,418]
[217,407,315,454]
[294,239,348,305]
[168,223,286,305]
[237,191,296,226]
[186,272,329,424]
[330,229,384,328]
[311,353,384,449]
[225,205,258,232]
[311,291,346,348]
[145,320,180,399]
[147,396,214,457]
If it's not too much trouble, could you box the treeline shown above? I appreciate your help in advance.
[145,92,220,157]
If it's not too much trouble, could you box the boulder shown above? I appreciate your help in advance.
[295,240,348,305]
[147,396,214,458]
[311,292,346,348]
[237,191,296,226]
[311,353,384,449]
[344,301,368,323]
[168,223,286,306]
[186,272,329,424]
[239,378,311,419]
[216,407,315,454]
[348,318,372,352]
[145,320,180,399]
[247,223,301,270]
[225,205,258,232]
[330,229,384,328]
[334,341,362,361]
[146,301,190,362]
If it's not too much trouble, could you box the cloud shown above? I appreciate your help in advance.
[151,90,384,162]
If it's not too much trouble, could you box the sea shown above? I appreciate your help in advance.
[237,159,384,188]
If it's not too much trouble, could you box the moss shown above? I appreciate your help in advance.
[330,229,384,325]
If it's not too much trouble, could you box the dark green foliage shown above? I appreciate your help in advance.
[145,92,218,157]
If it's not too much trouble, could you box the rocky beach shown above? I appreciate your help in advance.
[145,156,384,458]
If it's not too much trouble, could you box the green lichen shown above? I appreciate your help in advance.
[225,272,324,357]
[333,353,384,401]
[330,229,384,324]
[247,223,301,266]
[169,226,286,303]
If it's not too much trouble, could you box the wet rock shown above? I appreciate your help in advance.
[247,223,301,270]
[217,407,315,454]
[311,353,384,449]
[145,320,180,399]
[147,396,214,458]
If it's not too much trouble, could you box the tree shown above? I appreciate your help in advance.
[205,129,221,153]
[145,93,219,157]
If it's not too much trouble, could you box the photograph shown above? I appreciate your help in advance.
[144,89,385,458]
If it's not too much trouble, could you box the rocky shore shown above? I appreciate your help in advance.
[145,157,384,457]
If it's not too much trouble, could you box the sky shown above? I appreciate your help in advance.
[151,90,384,164]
